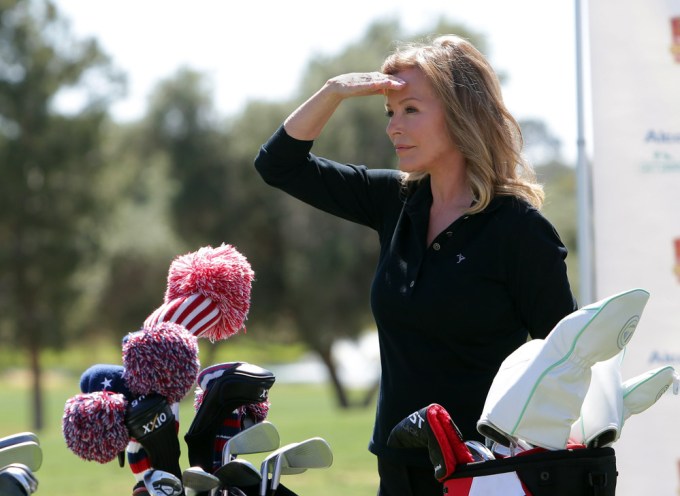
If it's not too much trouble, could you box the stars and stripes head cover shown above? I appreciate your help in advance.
[63,365,133,463]
[144,244,254,341]
[79,363,132,398]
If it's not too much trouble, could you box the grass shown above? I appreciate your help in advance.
[0,343,380,496]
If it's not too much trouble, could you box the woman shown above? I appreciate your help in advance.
[254,35,577,496]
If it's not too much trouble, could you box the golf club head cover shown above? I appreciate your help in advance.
[191,391,270,472]
[0,464,39,496]
[122,322,200,404]
[387,403,474,481]
[477,288,650,450]
[79,363,132,398]
[75,363,135,467]
[622,365,678,419]
[62,390,130,463]
[144,244,255,341]
[122,322,198,481]
[184,362,275,471]
[572,363,677,447]
[125,394,182,481]
[569,352,624,447]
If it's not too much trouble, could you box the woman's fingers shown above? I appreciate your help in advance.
[328,72,406,96]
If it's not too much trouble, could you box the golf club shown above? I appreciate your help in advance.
[0,433,39,451]
[142,469,183,496]
[257,437,333,495]
[464,440,495,461]
[182,466,221,493]
[269,437,332,493]
[0,464,39,496]
[222,421,280,464]
[215,458,262,488]
[259,443,300,496]
[0,442,42,473]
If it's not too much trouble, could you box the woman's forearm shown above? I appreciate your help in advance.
[283,84,344,141]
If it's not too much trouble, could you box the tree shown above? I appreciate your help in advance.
[81,122,186,336]
[0,0,124,429]
[141,67,236,249]
[520,118,563,165]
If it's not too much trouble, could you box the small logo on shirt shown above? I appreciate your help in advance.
[456,253,466,264]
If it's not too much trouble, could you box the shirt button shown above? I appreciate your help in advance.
[433,243,441,251]
[409,280,415,288]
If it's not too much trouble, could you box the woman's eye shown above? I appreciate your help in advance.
[405,106,417,114]
[385,110,394,118]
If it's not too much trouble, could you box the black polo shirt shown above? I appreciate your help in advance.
[255,126,577,467]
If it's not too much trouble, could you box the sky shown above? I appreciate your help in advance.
[54,0,585,163]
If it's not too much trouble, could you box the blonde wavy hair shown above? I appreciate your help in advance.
[381,35,544,213]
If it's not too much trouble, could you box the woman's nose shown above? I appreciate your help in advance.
[386,117,401,139]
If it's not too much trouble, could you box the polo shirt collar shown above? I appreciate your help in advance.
[404,175,508,217]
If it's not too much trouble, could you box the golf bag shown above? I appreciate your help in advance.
[442,446,617,496]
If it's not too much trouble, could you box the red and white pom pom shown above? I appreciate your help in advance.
[193,386,270,420]
[245,401,270,422]
[145,244,254,341]
[193,386,205,412]
[122,322,200,404]
[62,391,129,464]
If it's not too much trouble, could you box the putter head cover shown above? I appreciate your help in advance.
[477,288,650,450]
[387,403,474,481]
[125,394,182,480]
[184,362,275,471]
[122,322,200,404]
[571,362,678,447]
[144,244,255,341]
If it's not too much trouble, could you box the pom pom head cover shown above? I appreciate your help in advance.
[145,244,254,341]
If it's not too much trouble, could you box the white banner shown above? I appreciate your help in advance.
[588,0,680,494]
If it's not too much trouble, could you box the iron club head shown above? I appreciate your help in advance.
[182,466,221,493]
[270,437,333,493]
[215,458,262,488]
[222,420,280,464]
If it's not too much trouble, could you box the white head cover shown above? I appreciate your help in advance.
[571,362,678,447]
[477,288,650,450]
[568,352,624,447]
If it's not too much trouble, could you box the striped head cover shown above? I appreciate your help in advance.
[144,243,254,341]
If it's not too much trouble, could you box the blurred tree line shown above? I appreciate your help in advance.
[0,0,577,429]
